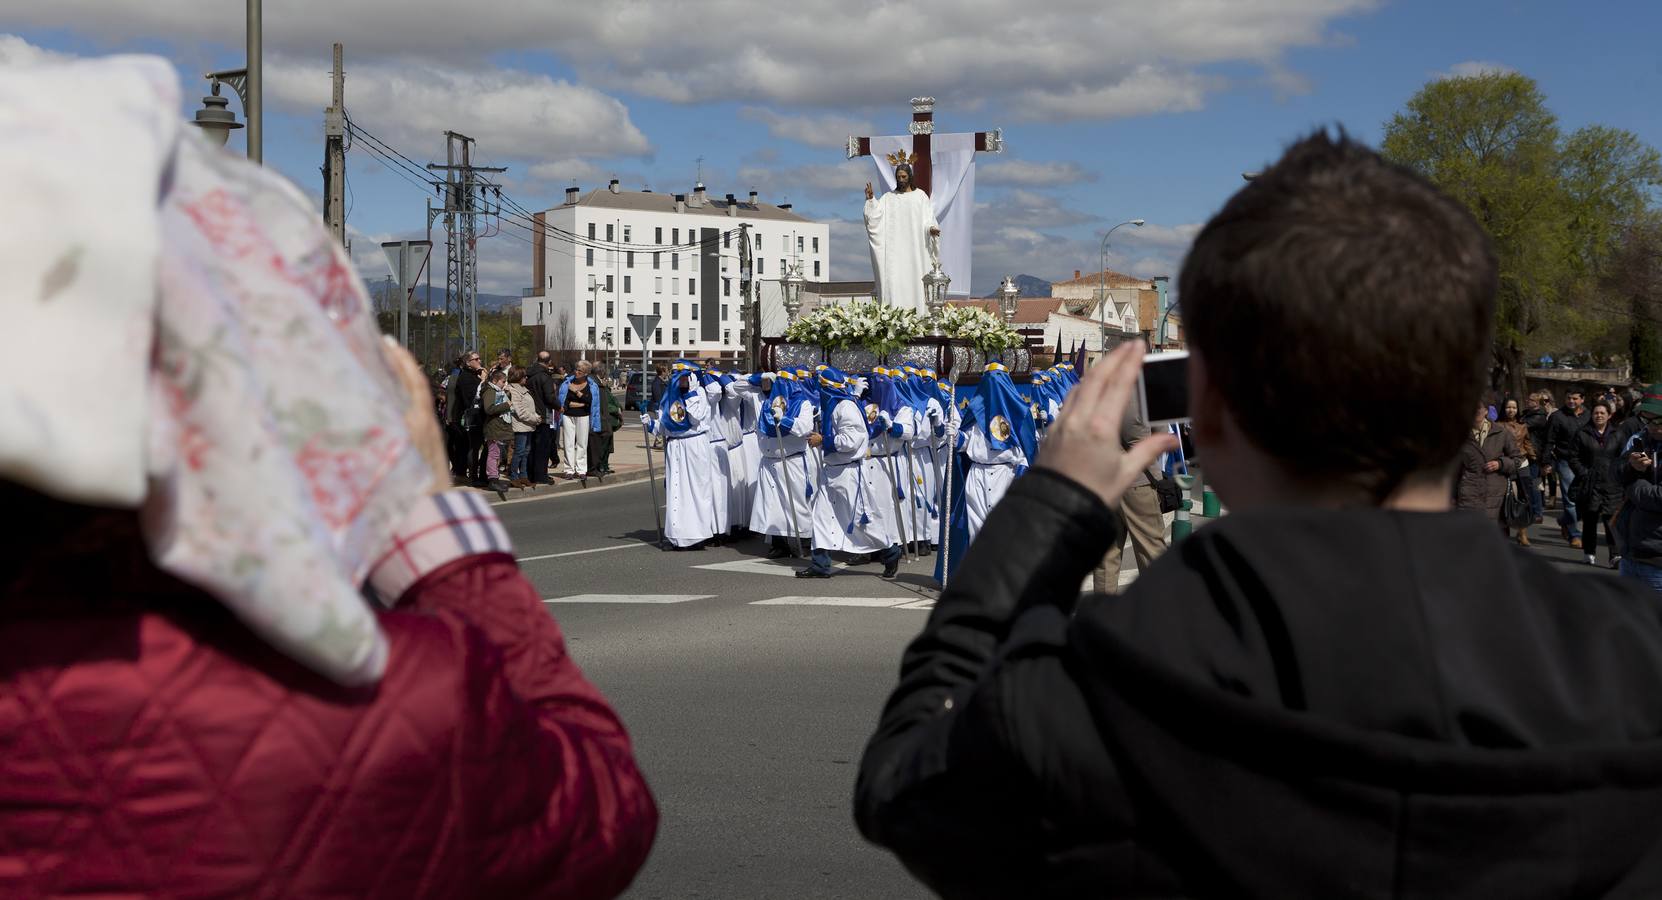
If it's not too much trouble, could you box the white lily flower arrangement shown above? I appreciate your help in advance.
[785,299,926,356]
[934,305,1026,351]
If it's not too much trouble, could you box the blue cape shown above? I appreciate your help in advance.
[654,359,703,436]
[816,366,860,444]
[758,371,810,437]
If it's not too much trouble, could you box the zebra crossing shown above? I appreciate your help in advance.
[542,592,936,609]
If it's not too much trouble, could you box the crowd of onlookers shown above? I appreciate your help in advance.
[435,348,626,496]
[1456,381,1662,589]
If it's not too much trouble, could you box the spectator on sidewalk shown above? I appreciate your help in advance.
[1572,399,1627,568]
[1456,403,1519,527]
[1498,397,1536,545]
[1547,388,1590,546]
[448,350,486,486]
[481,369,514,497]
[507,368,542,489]
[589,372,623,476]
[1091,400,1169,593]
[0,54,656,897]
[649,365,670,449]
[1521,392,1550,522]
[559,360,602,479]
[855,131,1662,897]
[1618,386,1662,591]
[527,351,559,486]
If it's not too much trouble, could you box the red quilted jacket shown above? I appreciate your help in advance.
[0,511,657,898]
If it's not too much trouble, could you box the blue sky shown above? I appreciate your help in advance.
[6,0,1659,296]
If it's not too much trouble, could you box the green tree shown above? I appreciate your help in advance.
[1381,71,1661,397]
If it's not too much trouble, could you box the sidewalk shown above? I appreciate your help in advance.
[463,422,658,504]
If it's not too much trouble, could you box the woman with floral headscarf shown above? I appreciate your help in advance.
[0,56,655,897]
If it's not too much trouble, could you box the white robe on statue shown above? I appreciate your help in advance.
[811,401,894,554]
[864,188,939,315]
[642,387,724,547]
[750,397,816,539]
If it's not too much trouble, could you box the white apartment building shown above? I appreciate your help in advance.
[522,180,831,363]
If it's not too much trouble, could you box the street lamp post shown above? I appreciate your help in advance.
[1097,218,1145,351]
[187,0,262,161]
[782,259,805,325]
[996,276,1021,324]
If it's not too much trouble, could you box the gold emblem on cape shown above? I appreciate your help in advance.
[990,415,1012,441]
[669,401,687,424]
[864,402,880,424]
[770,396,787,420]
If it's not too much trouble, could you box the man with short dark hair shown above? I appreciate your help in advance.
[526,350,559,485]
[856,132,1662,896]
[1548,388,1590,547]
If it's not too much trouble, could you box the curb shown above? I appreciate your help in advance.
[459,467,654,505]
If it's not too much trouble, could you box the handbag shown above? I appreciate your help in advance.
[1502,478,1533,529]
[1146,470,1182,514]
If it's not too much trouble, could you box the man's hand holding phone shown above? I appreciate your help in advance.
[1039,343,1179,508]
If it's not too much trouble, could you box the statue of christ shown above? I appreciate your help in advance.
[863,158,940,315]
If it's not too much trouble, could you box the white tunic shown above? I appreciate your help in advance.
[642,387,724,547]
[863,188,940,315]
[750,396,816,538]
[701,384,734,535]
[811,400,894,554]
[959,426,1027,544]
[865,414,912,548]
[894,402,943,547]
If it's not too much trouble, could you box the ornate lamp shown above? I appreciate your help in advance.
[782,259,806,324]
[997,276,1021,324]
[923,258,951,334]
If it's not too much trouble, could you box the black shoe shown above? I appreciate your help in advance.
[795,568,832,578]
[766,545,792,559]
[490,480,510,501]
[881,558,900,580]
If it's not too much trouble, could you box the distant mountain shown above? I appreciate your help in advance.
[364,280,522,312]
[1013,274,1051,297]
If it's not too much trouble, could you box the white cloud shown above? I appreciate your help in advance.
[12,0,1378,122]
[739,108,876,148]
[1014,67,1214,122]
[526,158,612,186]
[0,34,77,66]
[1435,60,1516,80]
[736,160,870,203]
[978,159,1097,188]
[266,55,650,162]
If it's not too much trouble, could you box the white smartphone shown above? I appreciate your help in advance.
[1138,350,1190,427]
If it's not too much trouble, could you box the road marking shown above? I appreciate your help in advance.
[692,559,847,577]
[544,593,713,604]
[752,595,928,608]
[517,543,654,563]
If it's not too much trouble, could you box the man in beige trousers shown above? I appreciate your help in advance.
[1092,401,1169,592]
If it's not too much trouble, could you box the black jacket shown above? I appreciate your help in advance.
[448,368,482,427]
[856,469,1662,899]
[1621,432,1662,564]
[1571,422,1630,516]
[526,365,558,419]
[1548,408,1590,464]
[1521,406,1550,463]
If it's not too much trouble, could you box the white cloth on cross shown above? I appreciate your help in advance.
[867,132,977,299]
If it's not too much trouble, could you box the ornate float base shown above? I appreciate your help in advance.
[761,337,1033,383]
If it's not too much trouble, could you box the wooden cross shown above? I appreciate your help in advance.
[846,97,1003,196]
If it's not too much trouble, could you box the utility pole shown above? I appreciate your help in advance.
[322,43,345,248]
[428,132,506,359]
[741,224,761,371]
